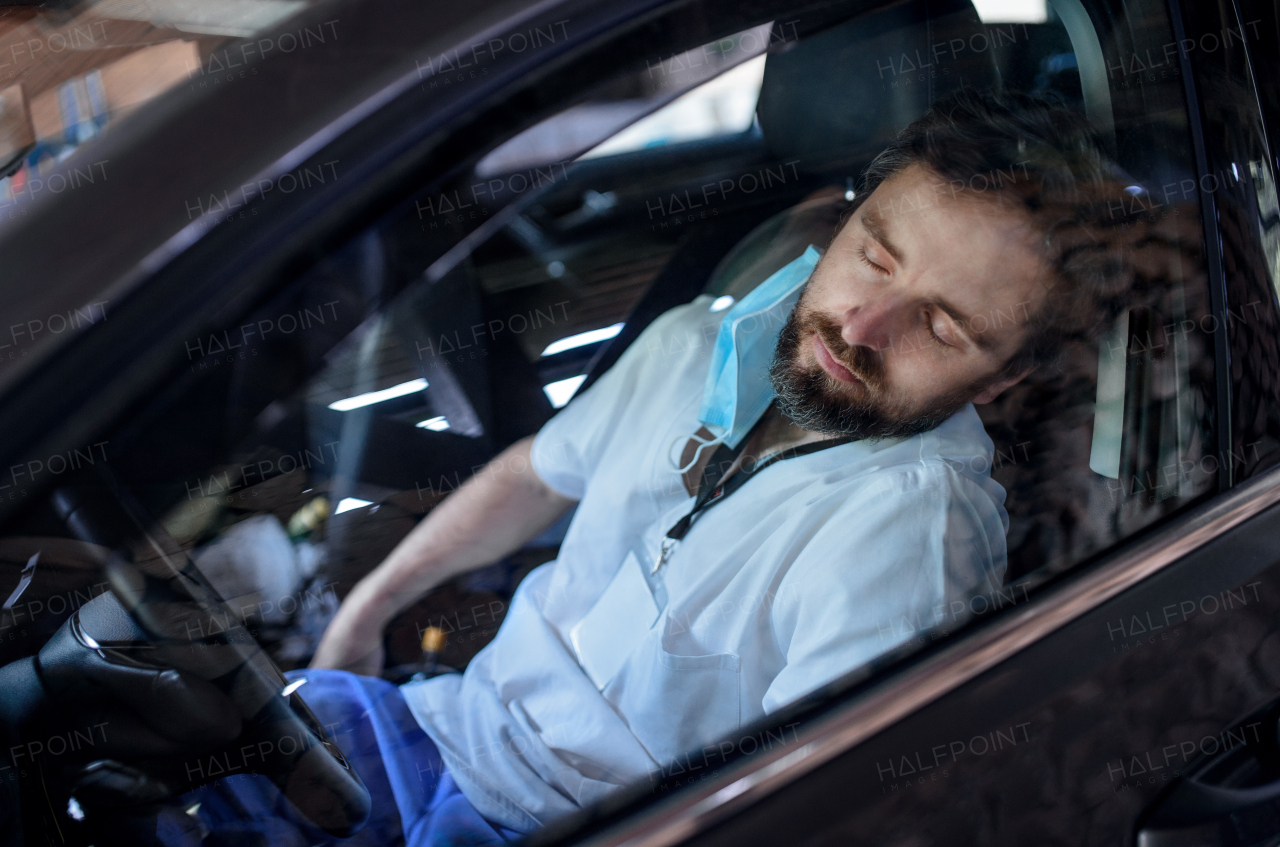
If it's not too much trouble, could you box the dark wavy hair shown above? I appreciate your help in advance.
[840,89,1144,377]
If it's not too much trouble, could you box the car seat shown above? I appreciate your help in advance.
[584,0,1003,383]
[598,0,1172,586]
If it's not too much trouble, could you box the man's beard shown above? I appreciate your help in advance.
[768,306,978,440]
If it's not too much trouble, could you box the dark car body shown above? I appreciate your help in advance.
[1,0,1279,844]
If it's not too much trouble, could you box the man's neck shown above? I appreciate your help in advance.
[679,405,829,497]
[750,403,828,457]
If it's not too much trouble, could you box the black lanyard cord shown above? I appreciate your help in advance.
[663,432,853,544]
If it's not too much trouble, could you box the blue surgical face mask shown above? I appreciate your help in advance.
[669,245,821,472]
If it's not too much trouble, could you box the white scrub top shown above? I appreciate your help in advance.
[401,295,1008,832]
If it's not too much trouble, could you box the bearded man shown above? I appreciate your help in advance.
[53,89,1121,845]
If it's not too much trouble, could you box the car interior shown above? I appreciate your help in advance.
[0,0,1223,838]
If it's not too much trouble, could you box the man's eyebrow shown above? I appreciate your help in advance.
[861,209,905,265]
[934,299,998,352]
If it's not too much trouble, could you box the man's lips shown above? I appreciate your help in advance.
[812,334,861,385]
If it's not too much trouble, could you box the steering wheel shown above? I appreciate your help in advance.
[46,471,372,838]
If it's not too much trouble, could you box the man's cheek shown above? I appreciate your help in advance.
[879,360,923,405]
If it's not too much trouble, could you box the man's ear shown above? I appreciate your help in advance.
[971,369,1031,405]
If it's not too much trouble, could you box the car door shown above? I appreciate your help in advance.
[525,1,1280,845]
[0,0,1272,845]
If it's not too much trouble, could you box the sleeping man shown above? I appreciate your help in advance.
[293,90,1125,844]
[0,90,1129,846]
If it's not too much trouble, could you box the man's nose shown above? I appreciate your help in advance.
[841,298,908,353]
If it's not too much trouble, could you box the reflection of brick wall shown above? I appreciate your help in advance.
[384,547,557,672]
[1219,197,1280,476]
[386,582,508,672]
[980,341,1109,582]
[28,40,198,144]
[981,202,1217,583]
[0,83,34,173]
[320,497,422,601]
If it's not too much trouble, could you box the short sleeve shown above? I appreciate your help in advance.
[761,465,1006,713]
[531,304,701,500]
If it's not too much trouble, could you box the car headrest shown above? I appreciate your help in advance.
[704,187,848,298]
[757,0,1002,172]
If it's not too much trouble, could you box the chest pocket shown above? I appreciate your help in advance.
[570,550,660,689]
[603,635,741,766]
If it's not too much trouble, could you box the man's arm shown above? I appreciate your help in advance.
[311,436,576,675]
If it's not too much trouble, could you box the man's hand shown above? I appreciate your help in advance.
[310,436,575,674]
[310,592,385,676]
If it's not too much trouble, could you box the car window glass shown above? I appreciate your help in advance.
[0,0,1221,841]
[476,24,775,174]
[578,53,766,159]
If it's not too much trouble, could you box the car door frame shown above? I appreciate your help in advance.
[0,0,740,525]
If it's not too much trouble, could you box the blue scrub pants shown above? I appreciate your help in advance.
[163,669,519,847]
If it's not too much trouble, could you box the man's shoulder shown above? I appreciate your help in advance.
[773,443,1009,591]
[811,426,1005,514]
[848,454,988,502]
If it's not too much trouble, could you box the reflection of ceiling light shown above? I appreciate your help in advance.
[281,679,307,697]
[710,295,734,312]
[335,497,373,514]
[417,416,450,431]
[544,375,586,408]
[328,378,427,411]
[542,323,623,356]
[971,0,1047,23]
